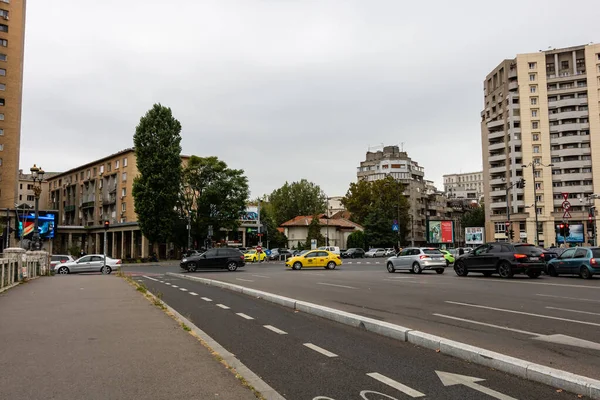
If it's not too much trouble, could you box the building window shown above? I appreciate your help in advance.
[529,62,537,69]
[0,54,6,62]
[99,165,104,174]
[0,68,5,76]
[536,195,542,202]
[0,24,7,33]
[530,97,537,105]
[529,73,536,81]
[535,183,541,190]
[0,39,6,47]
[27,195,34,202]
[115,160,119,169]
[534,170,541,178]
[536,207,542,215]
[532,134,539,141]
[531,110,538,117]
[0,10,8,18]
[0,113,4,120]
[122,172,127,181]
[121,188,126,197]
[0,128,3,136]
[0,158,2,165]
[107,162,111,172]
[560,60,569,70]
[530,85,537,93]
[494,222,506,234]
[532,121,539,129]
[123,157,128,167]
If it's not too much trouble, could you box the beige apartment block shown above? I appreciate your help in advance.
[46,148,189,259]
[482,43,600,246]
[443,171,484,201]
[0,0,26,209]
[17,169,57,209]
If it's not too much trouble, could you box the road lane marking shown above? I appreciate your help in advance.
[171,285,179,288]
[179,288,188,292]
[252,274,270,278]
[434,314,538,336]
[143,276,159,281]
[189,292,198,296]
[264,325,287,335]
[546,306,600,316]
[317,282,357,290]
[366,372,425,398]
[446,301,600,327]
[165,283,172,285]
[536,294,600,303]
[387,276,419,279]
[201,297,213,302]
[480,279,600,290]
[159,281,165,283]
[216,304,230,309]
[236,313,254,320]
[236,278,254,282]
[436,371,516,400]
[303,343,338,358]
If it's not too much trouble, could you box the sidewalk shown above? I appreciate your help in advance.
[0,276,257,400]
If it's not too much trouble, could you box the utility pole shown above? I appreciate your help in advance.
[187,213,192,250]
[257,200,261,247]
[103,220,109,274]
[410,215,414,247]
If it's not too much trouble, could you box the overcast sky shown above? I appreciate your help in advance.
[20,0,599,198]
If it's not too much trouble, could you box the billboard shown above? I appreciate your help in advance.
[465,227,484,245]
[556,223,584,243]
[16,211,57,240]
[429,220,454,244]
[240,206,258,221]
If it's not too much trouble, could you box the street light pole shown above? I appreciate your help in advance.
[29,164,45,251]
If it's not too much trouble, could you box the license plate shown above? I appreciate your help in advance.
[530,257,539,261]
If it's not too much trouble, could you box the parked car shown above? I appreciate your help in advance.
[238,247,249,254]
[386,247,447,274]
[546,247,600,279]
[286,250,342,270]
[269,249,293,260]
[453,243,545,279]
[50,255,74,270]
[439,249,455,267]
[292,249,310,257]
[318,246,341,255]
[244,249,267,263]
[540,248,560,264]
[54,255,122,275]
[365,248,386,258]
[180,248,245,272]
[384,248,396,257]
[341,248,365,258]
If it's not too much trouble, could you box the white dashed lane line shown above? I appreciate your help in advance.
[171,285,179,288]
[189,292,198,296]
[201,297,213,302]
[216,304,230,309]
[264,325,287,335]
[366,372,426,398]
[236,313,254,320]
[251,274,270,278]
[143,276,159,282]
[317,282,357,290]
[303,343,338,358]
[179,288,188,292]
[236,278,254,282]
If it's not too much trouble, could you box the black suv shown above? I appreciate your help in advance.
[341,248,365,258]
[180,248,245,272]
[454,243,545,279]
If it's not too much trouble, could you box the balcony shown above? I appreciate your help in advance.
[552,160,592,170]
[64,205,76,212]
[487,119,505,129]
[103,195,117,205]
[488,142,506,151]
[550,135,590,146]
[490,201,508,209]
[548,97,587,108]
[489,165,507,174]
[553,185,594,195]
[547,85,587,95]
[550,123,589,133]
[490,178,506,186]
[508,81,518,91]
[488,154,507,163]
[551,147,591,157]
[488,130,505,140]
[81,201,95,209]
[548,110,588,121]
[552,172,593,182]
[546,72,586,82]
[490,189,506,198]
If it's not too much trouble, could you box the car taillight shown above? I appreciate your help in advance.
[240,256,244,260]
[591,258,597,265]
[514,254,527,260]
[117,260,122,264]
[419,255,430,260]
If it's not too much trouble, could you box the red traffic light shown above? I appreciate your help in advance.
[505,221,510,227]
[559,224,564,228]
[104,220,110,230]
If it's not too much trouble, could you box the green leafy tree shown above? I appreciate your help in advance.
[133,104,182,245]
[305,216,326,248]
[269,180,327,225]
[346,230,366,249]
[182,156,249,245]
[461,205,485,228]
[342,176,410,247]
[259,203,288,248]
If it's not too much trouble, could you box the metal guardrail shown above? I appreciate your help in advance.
[0,258,18,290]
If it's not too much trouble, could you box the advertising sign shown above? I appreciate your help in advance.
[16,211,57,240]
[556,223,584,243]
[465,227,484,245]
[429,220,454,244]
[240,206,258,221]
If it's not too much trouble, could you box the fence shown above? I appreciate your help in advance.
[0,249,50,292]
[0,257,18,291]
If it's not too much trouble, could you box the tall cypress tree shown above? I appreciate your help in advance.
[132,104,183,245]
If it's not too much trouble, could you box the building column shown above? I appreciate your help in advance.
[67,233,73,250]
[121,232,125,259]
[242,229,246,247]
[131,231,136,259]
[572,51,577,74]
[141,235,148,258]
[554,54,559,76]
[111,232,116,258]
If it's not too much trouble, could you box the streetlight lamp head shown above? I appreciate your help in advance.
[521,164,527,168]
[548,163,554,167]
[38,167,45,179]
[30,164,39,177]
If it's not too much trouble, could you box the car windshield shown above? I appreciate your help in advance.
[514,245,543,256]
[247,250,256,254]
[423,249,442,255]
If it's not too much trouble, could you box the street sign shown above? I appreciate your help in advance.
[562,192,569,201]
[561,201,571,210]
[392,224,399,232]
[563,210,572,219]
[256,246,262,253]
[505,221,510,227]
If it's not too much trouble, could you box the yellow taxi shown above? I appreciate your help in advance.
[285,250,342,270]
[244,249,267,263]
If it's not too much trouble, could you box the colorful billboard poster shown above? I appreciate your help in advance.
[240,206,258,221]
[465,227,484,245]
[429,220,454,243]
[556,223,584,243]
[16,211,57,239]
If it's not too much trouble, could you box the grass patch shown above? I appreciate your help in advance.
[136,283,147,294]
[181,323,191,332]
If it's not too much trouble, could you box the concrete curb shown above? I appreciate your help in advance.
[168,272,600,399]
[137,277,286,400]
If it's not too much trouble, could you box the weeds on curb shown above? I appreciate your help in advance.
[181,323,191,332]
[136,283,147,294]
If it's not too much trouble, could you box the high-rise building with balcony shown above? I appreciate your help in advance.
[0,0,26,209]
[482,43,600,245]
[443,171,484,200]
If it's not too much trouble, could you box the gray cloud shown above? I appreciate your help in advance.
[20,0,600,198]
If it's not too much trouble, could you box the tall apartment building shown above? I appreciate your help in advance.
[17,169,57,209]
[0,0,26,209]
[443,171,484,200]
[482,43,600,245]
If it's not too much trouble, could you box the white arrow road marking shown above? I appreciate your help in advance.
[201,297,212,302]
[434,314,600,351]
[436,371,517,400]
[445,301,600,327]
[546,306,600,316]
[366,372,425,398]
[189,292,198,296]
[216,304,230,309]
[317,282,357,290]
[236,313,254,320]
[264,325,287,335]
[303,343,338,358]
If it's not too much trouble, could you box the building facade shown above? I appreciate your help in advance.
[482,44,600,245]
[280,215,363,249]
[443,171,483,200]
[0,0,26,209]
[17,169,57,209]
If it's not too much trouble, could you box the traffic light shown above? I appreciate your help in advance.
[516,178,526,189]
[564,223,570,238]
[509,229,514,240]
[558,223,565,237]
[104,220,110,230]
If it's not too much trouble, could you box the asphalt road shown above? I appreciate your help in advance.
[123,259,600,382]
[136,273,578,400]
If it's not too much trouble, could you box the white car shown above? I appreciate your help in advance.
[50,255,75,270]
[318,246,341,255]
[365,248,386,258]
[54,254,122,275]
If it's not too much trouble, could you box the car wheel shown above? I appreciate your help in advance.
[412,262,422,274]
[482,272,493,277]
[293,262,302,270]
[547,265,558,277]
[580,266,592,280]
[58,266,69,275]
[436,269,444,274]
[498,261,514,279]
[454,261,468,277]
[446,260,450,268]
[351,254,355,259]
[527,270,541,279]
[387,262,395,273]
[227,262,238,272]
[327,261,336,270]
[101,266,112,274]
[187,262,197,272]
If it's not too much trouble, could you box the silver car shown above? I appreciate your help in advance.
[365,248,386,258]
[386,247,447,274]
[54,254,122,275]
[50,255,75,270]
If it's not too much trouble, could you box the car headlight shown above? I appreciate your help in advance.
[182,258,187,262]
